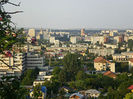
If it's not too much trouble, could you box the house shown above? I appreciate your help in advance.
[94,57,115,72]
[33,80,45,87]
[103,71,117,79]
[80,89,101,98]
[69,93,84,99]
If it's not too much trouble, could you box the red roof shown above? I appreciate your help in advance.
[0,17,2,21]
[103,71,116,78]
[5,51,12,57]
[94,57,111,63]
[128,85,133,90]
[129,59,133,63]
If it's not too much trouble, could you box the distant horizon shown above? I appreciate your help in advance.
[5,0,133,29]
[19,27,133,30]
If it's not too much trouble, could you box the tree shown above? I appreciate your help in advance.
[0,76,28,99]
[0,1,25,72]
[63,53,81,81]
[33,85,42,99]
[43,80,61,98]
[124,93,133,99]
[52,66,61,75]
[128,39,133,51]
[58,88,66,99]
[21,68,39,85]
[0,1,24,54]
[58,69,67,83]
[76,70,86,80]
[0,1,28,98]
[115,62,129,72]
[117,81,131,97]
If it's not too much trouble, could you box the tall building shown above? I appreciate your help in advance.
[25,52,45,69]
[50,37,55,43]
[81,28,85,36]
[104,36,108,43]
[54,40,60,47]
[27,29,36,43]
[70,36,81,44]
[0,52,25,77]
[70,36,77,44]
[28,29,36,37]
[36,29,44,40]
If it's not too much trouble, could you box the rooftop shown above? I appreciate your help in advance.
[103,71,116,78]
[94,57,111,63]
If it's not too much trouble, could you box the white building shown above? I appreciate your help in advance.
[28,29,36,37]
[28,45,41,52]
[80,89,101,98]
[113,52,133,62]
[26,52,45,69]
[94,57,115,72]
[112,54,127,62]
[70,36,80,44]
[103,44,118,49]
[0,52,25,77]
[89,48,115,56]
[91,36,104,44]
[49,37,55,44]
[54,40,60,47]
[33,71,52,86]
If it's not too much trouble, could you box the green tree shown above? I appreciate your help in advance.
[128,39,133,51]
[0,77,28,99]
[52,66,61,76]
[43,80,61,98]
[21,68,39,85]
[124,93,133,99]
[63,53,81,81]
[117,81,132,97]
[58,69,67,83]
[115,62,129,72]
[58,88,66,99]
[76,70,86,80]
[33,85,42,99]
[0,2,24,54]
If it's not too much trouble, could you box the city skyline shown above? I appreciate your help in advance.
[5,0,133,29]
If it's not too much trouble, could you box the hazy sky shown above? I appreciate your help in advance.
[4,0,133,29]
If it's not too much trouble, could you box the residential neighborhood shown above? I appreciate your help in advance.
[1,0,133,99]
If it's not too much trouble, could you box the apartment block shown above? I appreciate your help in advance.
[94,57,115,72]
[25,52,45,69]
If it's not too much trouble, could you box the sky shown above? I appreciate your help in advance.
[4,0,133,29]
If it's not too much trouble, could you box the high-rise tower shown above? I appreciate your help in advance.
[81,28,85,36]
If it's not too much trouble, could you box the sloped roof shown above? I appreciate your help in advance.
[129,59,133,63]
[70,93,84,98]
[85,89,101,94]
[128,85,133,90]
[103,71,116,78]
[94,57,110,63]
